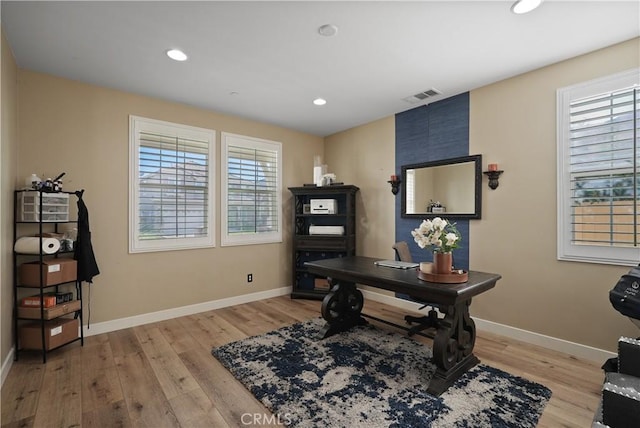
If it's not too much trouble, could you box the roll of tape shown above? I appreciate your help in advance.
[14,237,61,254]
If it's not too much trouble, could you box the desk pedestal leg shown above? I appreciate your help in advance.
[428,299,478,396]
[319,279,367,339]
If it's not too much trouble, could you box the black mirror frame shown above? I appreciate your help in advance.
[401,154,482,220]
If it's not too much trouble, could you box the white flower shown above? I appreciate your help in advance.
[419,219,433,234]
[432,217,446,231]
[411,217,461,254]
[445,232,458,247]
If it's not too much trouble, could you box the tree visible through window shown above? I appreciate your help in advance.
[557,69,640,265]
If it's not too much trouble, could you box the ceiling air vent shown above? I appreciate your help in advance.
[403,88,442,104]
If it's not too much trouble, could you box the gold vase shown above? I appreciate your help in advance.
[433,251,452,274]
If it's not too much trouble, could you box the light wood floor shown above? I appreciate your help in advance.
[1,296,603,427]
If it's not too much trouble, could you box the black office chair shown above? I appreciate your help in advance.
[393,241,441,336]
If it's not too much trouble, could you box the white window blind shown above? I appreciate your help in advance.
[129,116,215,253]
[406,169,415,213]
[557,69,640,265]
[221,133,282,246]
[570,87,639,245]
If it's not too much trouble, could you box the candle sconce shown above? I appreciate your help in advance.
[483,170,503,190]
[388,175,402,195]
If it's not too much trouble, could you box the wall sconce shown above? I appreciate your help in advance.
[388,175,401,195]
[483,164,503,190]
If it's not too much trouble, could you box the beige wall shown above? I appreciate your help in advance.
[326,38,640,352]
[324,116,396,299]
[1,30,18,366]
[14,71,323,329]
[469,37,640,352]
[324,116,396,260]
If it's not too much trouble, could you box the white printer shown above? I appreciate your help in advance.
[310,199,337,214]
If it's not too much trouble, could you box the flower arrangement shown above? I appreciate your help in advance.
[411,217,461,254]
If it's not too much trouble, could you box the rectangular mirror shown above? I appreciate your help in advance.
[401,154,482,219]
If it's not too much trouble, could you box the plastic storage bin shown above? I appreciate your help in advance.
[17,191,69,222]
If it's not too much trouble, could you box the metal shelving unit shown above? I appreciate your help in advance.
[13,189,83,363]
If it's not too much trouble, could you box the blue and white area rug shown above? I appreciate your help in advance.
[212,318,552,427]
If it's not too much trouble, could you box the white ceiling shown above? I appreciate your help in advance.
[2,1,639,137]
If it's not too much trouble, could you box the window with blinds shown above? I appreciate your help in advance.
[129,116,215,253]
[221,132,282,246]
[557,69,640,265]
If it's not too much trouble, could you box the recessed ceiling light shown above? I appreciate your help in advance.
[318,24,338,37]
[511,0,543,14]
[166,49,188,61]
[313,98,327,106]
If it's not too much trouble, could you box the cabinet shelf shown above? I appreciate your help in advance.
[17,299,81,320]
[16,280,78,289]
[16,220,78,224]
[15,250,75,256]
[296,213,348,218]
[20,337,83,353]
[289,185,359,300]
[295,234,355,237]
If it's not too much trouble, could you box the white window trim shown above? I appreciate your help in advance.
[557,68,640,266]
[221,132,283,247]
[129,115,216,253]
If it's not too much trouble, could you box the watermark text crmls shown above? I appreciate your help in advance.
[241,413,292,426]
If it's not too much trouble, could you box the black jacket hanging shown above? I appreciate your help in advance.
[74,190,99,283]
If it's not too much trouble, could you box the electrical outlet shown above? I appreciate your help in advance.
[247,273,253,283]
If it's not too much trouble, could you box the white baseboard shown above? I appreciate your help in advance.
[471,317,615,363]
[83,286,292,337]
[3,286,613,387]
[2,287,291,387]
[361,289,616,363]
[1,347,15,387]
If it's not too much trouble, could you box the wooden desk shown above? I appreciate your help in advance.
[305,256,501,396]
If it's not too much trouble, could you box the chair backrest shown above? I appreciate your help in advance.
[393,241,413,263]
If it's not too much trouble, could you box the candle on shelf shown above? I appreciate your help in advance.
[390,175,398,181]
[488,163,498,172]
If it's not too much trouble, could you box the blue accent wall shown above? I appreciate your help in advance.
[395,92,470,269]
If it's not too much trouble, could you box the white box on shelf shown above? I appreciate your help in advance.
[309,225,345,235]
[310,199,337,214]
[18,191,69,222]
